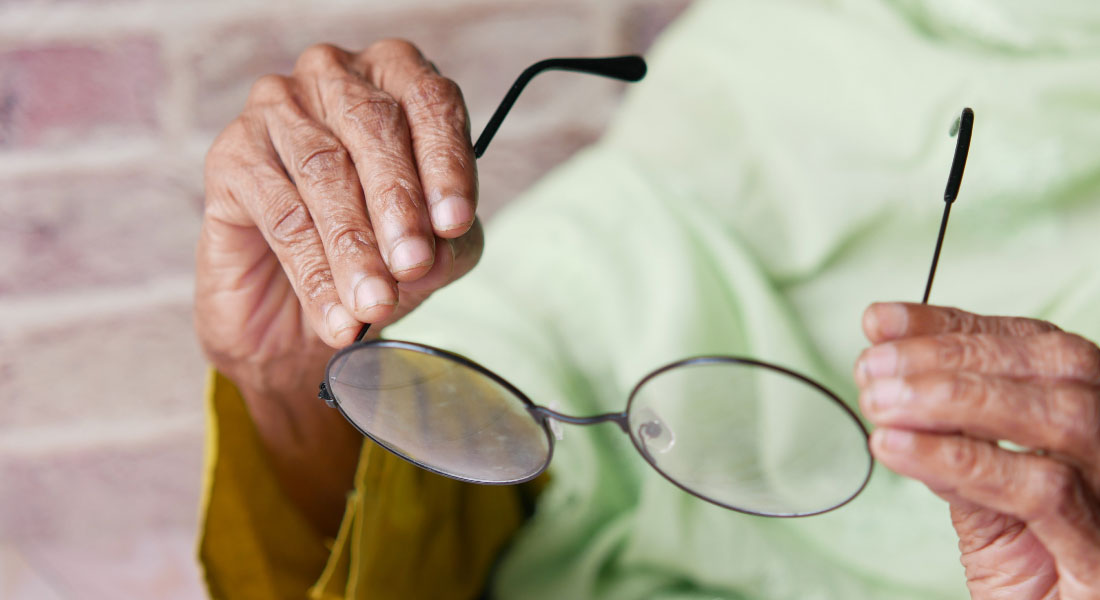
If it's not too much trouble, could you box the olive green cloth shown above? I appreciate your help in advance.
[198,369,537,599]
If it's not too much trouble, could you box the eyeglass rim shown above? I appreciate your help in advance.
[623,354,875,518]
[324,338,557,486]
[325,339,875,516]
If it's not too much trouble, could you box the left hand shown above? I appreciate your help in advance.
[855,302,1100,599]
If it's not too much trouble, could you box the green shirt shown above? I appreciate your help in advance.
[199,1,1100,598]
[386,1,1100,598]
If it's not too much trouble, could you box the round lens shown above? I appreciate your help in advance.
[326,342,552,484]
[627,358,871,516]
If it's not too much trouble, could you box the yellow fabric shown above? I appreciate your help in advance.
[198,367,541,599]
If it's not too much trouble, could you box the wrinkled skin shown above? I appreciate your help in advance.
[857,303,1100,599]
[194,40,482,534]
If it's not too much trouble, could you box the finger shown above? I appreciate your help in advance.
[257,78,399,323]
[860,372,1100,469]
[226,144,360,348]
[855,331,1100,385]
[400,217,484,295]
[946,498,1061,596]
[358,39,477,237]
[448,215,483,278]
[297,44,436,282]
[872,428,1100,585]
[862,302,1059,344]
[363,220,485,332]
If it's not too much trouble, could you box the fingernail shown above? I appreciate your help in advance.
[353,275,397,312]
[861,344,898,378]
[875,303,909,338]
[431,195,473,232]
[326,303,359,338]
[389,238,434,273]
[867,377,906,411]
[874,428,914,452]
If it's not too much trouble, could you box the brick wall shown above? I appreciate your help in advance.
[0,0,690,597]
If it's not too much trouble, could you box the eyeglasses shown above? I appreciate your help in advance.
[318,56,975,518]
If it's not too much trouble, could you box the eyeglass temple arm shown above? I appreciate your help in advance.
[352,55,648,343]
[473,56,647,158]
[920,107,974,305]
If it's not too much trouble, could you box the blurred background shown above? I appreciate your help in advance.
[0,0,689,597]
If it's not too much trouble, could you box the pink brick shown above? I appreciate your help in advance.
[15,530,205,600]
[189,21,297,132]
[0,302,206,432]
[1,303,213,598]
[0,38,163,148]
[0,547,65,600]
[0,429,203,539]
[621,0,694,52]
[0,168,202,298]
[0,432,205,598]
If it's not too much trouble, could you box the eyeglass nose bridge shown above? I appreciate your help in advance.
[530,405,629,433]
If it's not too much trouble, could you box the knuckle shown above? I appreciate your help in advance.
[1004,336,1037,373]
[204,117,247,174]
[1031,462,1083,522]
[422,140,473,173]
[342,91,402,135]
[266,198,314,245]
[1043,332,1100,381]
[294,136,350,185]
[941,439,980,476]
[976,335,1007,367]
[296,43,347,73]
[329,225,377,258]
[1068,334,1100,381]
[1048,384,1100,454]
[1011,317,1059,336]
[1036,318,1062,333]
[933,336,967,370]
[248,74,292,105]
[370,178,423,217]
[297,260,336,302]
[946,307,976,333]
[965,335,1005,371]
[406,75,462,109]
[947,372,983,406]
[367,38,422,60]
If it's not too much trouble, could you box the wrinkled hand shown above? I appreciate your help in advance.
[196,39,483,400]
[855,303,1100,599]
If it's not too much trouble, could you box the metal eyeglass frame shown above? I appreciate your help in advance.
[317,55,975,517]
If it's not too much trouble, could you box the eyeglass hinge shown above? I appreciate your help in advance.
[318,382,336,408]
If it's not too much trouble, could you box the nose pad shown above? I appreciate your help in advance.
[632,407,675,455]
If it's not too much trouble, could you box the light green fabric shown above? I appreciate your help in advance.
[386,0,1100,598]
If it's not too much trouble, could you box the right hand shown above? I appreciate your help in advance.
[195,39,484,402]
